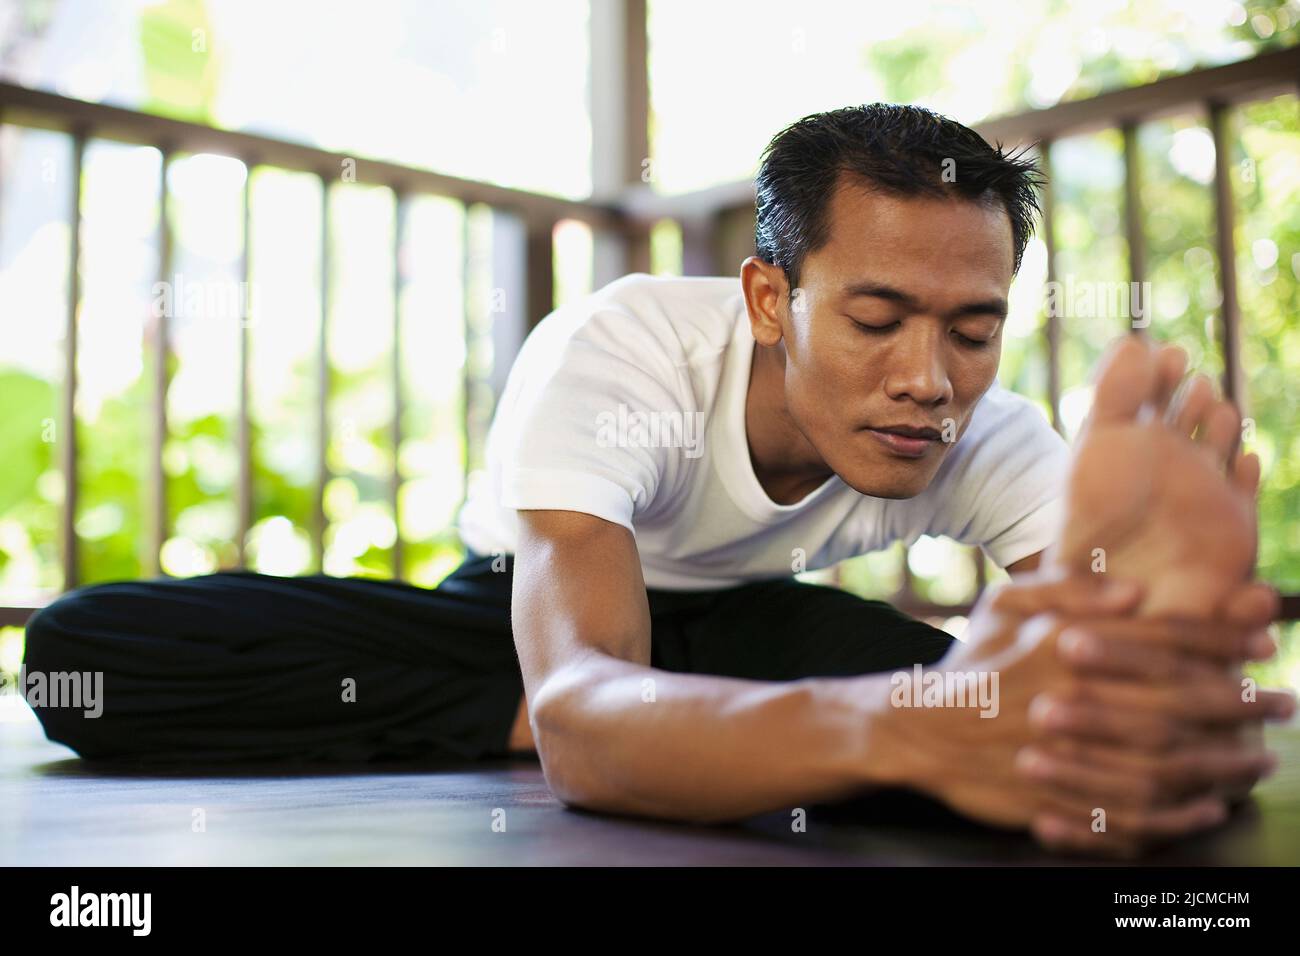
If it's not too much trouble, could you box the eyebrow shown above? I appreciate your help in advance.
[841,281,1008,320]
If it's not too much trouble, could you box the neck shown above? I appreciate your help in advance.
[744,340,835,505]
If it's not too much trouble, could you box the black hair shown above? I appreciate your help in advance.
[754,104,1044,290]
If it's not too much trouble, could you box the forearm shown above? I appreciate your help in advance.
[530,654,903,824]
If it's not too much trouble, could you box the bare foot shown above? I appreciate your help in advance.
[1044,334,1259,618]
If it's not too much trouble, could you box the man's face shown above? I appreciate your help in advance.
[780,178,1014,498]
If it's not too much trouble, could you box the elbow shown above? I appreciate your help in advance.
[529,692,735,826]
[527,669,616,812]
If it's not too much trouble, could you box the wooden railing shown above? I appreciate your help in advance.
[1,40,1298,626]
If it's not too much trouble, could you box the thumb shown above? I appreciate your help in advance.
[1220,581,1278,628]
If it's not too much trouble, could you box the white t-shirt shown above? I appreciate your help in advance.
[456,273,1069,591]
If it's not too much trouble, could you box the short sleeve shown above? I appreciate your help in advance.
[914,386,1070,568]
[496,311,693,532]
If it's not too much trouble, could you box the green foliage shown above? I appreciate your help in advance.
[0,372,55,514]
[1233,95,1300,589]
[76,376,151,584]
[137,0,219,125]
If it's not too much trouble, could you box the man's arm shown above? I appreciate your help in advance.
[512,508,908,823]
[510,507,1280,849]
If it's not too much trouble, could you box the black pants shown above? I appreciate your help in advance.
[21,550,955,766]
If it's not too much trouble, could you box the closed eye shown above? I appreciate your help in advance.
[953,330,992,348]
[851,320,900,335]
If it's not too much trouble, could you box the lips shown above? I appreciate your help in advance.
[871,424,942,440]
[863,424,942,458]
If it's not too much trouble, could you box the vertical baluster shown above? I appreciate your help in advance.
[62,130,87,591]
[1208,102,1244,408]
[460,206,474,496]
[150,148,174,576]
[525,219,554,331]
[1039,138,1063,434]
[315,174,332,572]
[392,191,408,579]
[236,160,255,566]
[1121,122,1147,336]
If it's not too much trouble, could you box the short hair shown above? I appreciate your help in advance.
[754,104,1044,290]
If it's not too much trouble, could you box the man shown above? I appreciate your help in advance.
[24,104,1290,857]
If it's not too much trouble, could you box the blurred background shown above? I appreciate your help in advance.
[0,0,1297,711]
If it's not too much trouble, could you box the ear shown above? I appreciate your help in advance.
[740,256,788,348]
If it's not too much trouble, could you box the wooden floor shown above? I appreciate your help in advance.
[2,710,1298,866]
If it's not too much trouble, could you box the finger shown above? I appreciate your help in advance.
[1044,719,1253,757]
[1169,373,1214,436]
[1221,580,1279,629]
[1028,693,1189,752]
[1068,678,1297,725]
[1200,400,1242,469]
[1152,343,1187,418]
[983,573,1143,619]
[1018,745,1163,805]
[1055,617,1270,666]
[1021,739,1275,803]
[1031,794,1227,856]
[1057,630,1221,679]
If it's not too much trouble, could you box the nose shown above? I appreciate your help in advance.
[883,322,953,406]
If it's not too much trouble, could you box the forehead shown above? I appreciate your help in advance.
[808,176,1015,297]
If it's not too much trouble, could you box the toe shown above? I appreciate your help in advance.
[1170,374,1214,436]
[1152,344,1187,417]
[1090,333,1157,425]
[1200,400,1242,468]
[1231,450,1262,498]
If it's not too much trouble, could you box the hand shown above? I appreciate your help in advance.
[881,571,1291,858]
[1026,596,1293,851]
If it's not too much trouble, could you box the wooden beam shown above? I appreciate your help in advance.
[977,45,1300,146]
[525,220,554,330]
[623,0,650,191]
[714,204,757,278]
[590,0,651,285]
[621,47,1300,225]
[679,214,718,276]
[0,81,622,232]
[0,607,39,627]
[590,0,648,200]
[5,48,1298,236]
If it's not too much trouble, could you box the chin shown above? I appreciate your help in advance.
[857,481,927,500]
[838,467,936,500]
[815,436,946,500]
